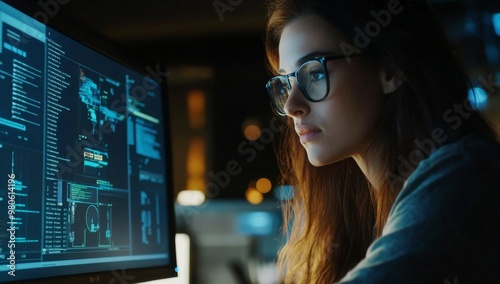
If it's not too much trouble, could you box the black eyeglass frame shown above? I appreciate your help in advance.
[266,54,359,116]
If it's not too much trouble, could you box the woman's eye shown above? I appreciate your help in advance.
[310,70,326,82]
[313,72,325,81]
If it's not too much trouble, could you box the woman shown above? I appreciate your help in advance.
[264,0,500,283]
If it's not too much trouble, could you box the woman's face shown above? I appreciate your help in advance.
[278,14,386,166]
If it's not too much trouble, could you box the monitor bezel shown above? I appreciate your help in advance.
[0,0,178,282]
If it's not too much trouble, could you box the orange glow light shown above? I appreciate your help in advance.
[256,178,272,194]
[246,188,264,205]
[187,90,206,130]
[243,124,261,141]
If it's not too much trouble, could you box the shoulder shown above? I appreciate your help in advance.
[423,133,500,169]
[397,134,500,202]
[338,134,500,283]
[337,134,500,283]
[386,133,500,233]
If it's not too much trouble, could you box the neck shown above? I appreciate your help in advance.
[352,154,382,191]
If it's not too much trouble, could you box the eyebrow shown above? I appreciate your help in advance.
[277,51,337,75]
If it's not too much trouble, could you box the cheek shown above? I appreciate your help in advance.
[333,66,383,112]
[325,68,385,133]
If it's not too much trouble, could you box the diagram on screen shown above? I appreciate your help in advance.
[76,67,128,185]
[68,201,112,248]
[67,183,113,248]
[79,67,125,139]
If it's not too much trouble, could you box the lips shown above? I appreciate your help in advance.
[296,125,321,143]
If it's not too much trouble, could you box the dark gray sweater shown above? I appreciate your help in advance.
[338,134,500,283]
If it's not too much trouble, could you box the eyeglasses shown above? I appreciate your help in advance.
[265,55,355,116]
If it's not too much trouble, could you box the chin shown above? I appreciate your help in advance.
[307,156,328,167]
[306,151,348,167]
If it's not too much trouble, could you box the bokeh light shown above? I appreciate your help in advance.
[256,177,272,194]
[246,187,263,205]
[242,117,261,141]
[177,190,205,206]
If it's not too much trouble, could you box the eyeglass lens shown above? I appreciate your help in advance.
[268,60,328,114]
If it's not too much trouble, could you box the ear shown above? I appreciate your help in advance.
[380,69,405,94]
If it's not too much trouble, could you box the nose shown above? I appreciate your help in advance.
[284,78,309,117]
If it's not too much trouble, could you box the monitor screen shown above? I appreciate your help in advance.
[0,1,177,283]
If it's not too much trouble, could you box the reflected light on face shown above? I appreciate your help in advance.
[278,14,385,167]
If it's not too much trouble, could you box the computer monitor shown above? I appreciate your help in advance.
[0,1,177,283]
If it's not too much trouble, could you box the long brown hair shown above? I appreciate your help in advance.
[265,0,497,282]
